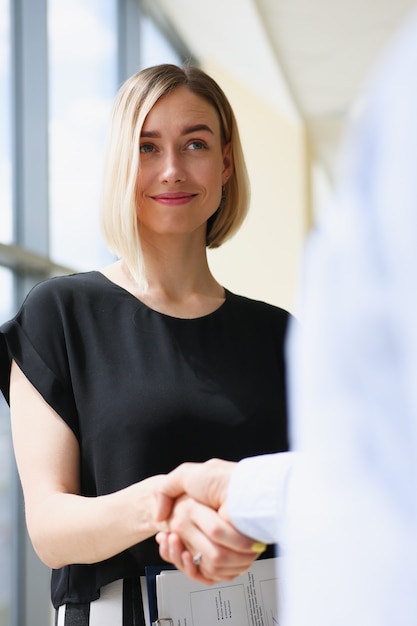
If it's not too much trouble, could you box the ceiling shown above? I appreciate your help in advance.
[255,0,416,177]
[151,0,416,180]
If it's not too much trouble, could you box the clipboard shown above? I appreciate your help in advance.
[145,564,176,625]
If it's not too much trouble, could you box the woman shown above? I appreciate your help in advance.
[0,64,290,625]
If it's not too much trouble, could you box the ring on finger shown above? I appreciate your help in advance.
[193,552,202,566]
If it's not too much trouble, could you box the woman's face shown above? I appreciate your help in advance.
[135,86,233,241]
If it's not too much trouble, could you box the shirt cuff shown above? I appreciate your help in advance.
[227,452,294,545]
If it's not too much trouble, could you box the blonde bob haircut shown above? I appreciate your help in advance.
[100,64,250,286]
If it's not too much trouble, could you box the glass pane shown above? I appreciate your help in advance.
[48,0,117,271]
[0,0,12,244]
[141,16,182,68]
[0,267,13,626]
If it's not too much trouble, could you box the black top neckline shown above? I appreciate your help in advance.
[93,270,229,322]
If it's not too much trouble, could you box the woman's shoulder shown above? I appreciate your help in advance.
[24,271,105,304]
[4,272,107,328]
[31,270,103,291]
[225,289,292,322]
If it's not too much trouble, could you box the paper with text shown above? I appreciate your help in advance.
[156,557,281,626]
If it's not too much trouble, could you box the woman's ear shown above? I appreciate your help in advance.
[222,142,234,184]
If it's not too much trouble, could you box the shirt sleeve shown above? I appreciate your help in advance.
[227,452,295,544]
[0,278,79,439]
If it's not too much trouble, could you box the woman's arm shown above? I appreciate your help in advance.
[10,360,163,569]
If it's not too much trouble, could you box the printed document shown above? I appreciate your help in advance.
[155,556,281,626]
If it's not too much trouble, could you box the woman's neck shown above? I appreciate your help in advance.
[101,248,225,319]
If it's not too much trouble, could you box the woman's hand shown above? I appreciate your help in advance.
[155,495,265,584]
[154,459,236,522]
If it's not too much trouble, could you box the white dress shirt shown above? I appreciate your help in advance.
[284,6,417,626]
[227,6,417,625]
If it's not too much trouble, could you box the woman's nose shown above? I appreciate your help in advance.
[160,149,186,184]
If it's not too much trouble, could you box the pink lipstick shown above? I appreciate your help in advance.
[151,192,196,206]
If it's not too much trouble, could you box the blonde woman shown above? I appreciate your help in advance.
[0,64,290,625]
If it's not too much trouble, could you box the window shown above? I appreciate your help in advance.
[0,0,12,244]
[48,0,117,271]
[140,14,182,67]
[0,268,13,626]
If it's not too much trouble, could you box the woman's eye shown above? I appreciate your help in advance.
[188,140,206,150]
[140,144,155,153]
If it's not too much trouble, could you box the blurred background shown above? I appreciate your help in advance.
[0,0,415,624]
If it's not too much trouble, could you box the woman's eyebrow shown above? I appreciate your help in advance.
[140,130,160,138]
[182,124,214,135]
[140,124,214,138]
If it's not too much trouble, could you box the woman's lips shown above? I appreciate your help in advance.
[151,192,197,206]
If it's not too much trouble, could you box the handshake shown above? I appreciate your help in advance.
[153,458,268,586]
